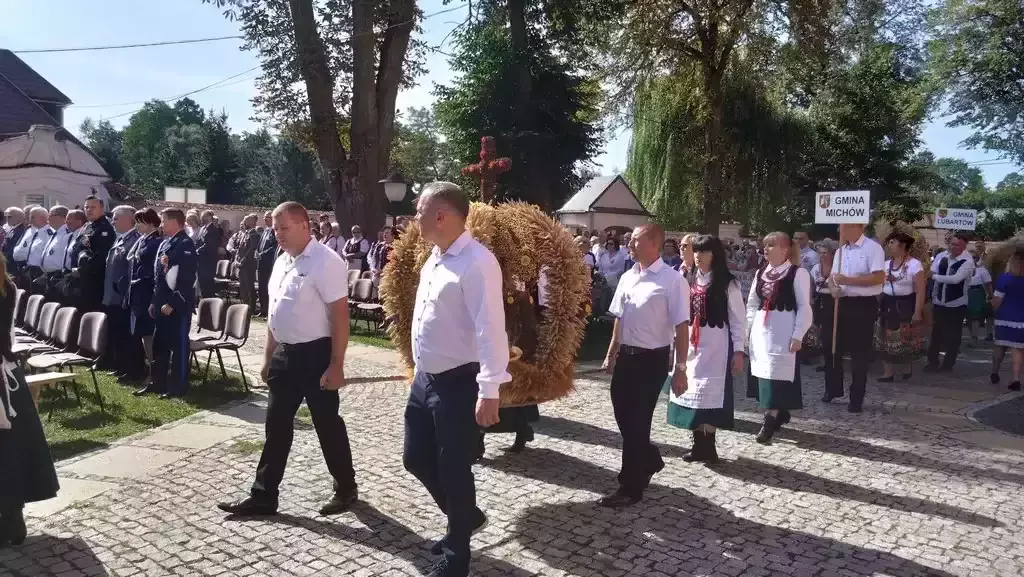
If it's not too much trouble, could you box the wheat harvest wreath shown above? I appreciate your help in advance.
[379,202,591,407]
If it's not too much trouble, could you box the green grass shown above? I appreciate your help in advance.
[229,439,265,455]
[39,368,249,461]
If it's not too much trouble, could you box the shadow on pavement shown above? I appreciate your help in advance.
[491,448,959,577]
[0,535,110,577]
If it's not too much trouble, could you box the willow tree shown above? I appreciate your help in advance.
[606,0,831,234]
[626,61,810,234]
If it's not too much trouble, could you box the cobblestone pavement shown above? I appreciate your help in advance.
[3,326,1024,577]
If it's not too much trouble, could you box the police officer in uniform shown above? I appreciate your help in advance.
[103,206,142,381]
[218,201,357,518]
[134,208,197,399]
[40,205,73,301]
[71,195,116,312]
[128,209,164,389]
[254,210,278,317]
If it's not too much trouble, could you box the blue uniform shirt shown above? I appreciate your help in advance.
[152,230,198,314]
[128,231,163,313]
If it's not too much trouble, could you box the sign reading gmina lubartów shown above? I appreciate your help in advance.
[933,208,977,230]
[814,190,871,224]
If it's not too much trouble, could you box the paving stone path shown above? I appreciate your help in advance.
[3,325,1024,577]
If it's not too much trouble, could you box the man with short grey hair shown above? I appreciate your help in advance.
[13,206,53,290]
[102,206,144,379]
[2,207,27,266]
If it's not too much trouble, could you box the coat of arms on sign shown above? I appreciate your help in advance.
[819,194,830,209]
[938,209,948,218]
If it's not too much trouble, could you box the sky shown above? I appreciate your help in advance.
[1,0,1020,188]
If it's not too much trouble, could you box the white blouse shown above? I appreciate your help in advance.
[746,262,813,381]
[970,263,992,287]
[672,271,746,410]
[882,257,923,296]
[810,263,832,294]
[598,250,626,287]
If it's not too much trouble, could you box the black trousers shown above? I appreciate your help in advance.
[823,296,878,408]
[928,305,968,368]
[610,346,671,498]
[257,262,273,316]
[151,311,193,396]
[403,363,480,577]
[197,260,217,300]
[105,305,145,378]
[252,338,357,502]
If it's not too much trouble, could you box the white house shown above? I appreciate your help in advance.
[555,175,653,233]
[0,125,111,209]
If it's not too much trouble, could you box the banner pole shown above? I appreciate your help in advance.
[831,244,843,355]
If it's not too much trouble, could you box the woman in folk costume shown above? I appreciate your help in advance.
[662,234,699,395]
[667,236,745,464]
[966,244,994,346]
[876,231,926,381]
[991,245,1024,391]
[745,232,813,444]
[809,241,838,372]
[0,255,59,545]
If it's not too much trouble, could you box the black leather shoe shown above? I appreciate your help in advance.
[133,386,163,397]
[1009,381,1021,392]
[597,491,641,508]
[847,404,863,413]
[0,508,27,546]
[508,428,534,453]
[217,497,278,516]
[682,430,704,463]
[473,434,485,462]
[430,508,488,555]
[756,414,777,445]
[319,489,358,515]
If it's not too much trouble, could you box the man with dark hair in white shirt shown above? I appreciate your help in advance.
[601,223,690,508]
[218,201,357,518]
[927,232,975,371]
[405,181,509,577]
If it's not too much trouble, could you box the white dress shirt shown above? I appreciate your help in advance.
[799,247,820,272]
[834,235,885,297]
[41,224,74,272]
[882,258,923,296]
[970,263,992,287]
[931,250,975,308]
[412,230,511,399]
[608,258,690,350]
[267,238,349,345]
[14,225,52,266]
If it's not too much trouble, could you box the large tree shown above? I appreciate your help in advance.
[79,119,125,182]
[434,0,603,210]
[120,100,181,196]
[928,0,1024,163]
[207,0,422,235]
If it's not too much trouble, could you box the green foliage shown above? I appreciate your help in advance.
[928,0,1024,163]
[391,107,460,186]
[79,119,125,182]
[434,0,602,210]
[120,100,180,196]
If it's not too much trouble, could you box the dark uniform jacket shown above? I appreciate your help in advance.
[127,231,163,315]
[196,222,223,267]
[72,216,116,310]
[233,228,260,269]
[152,230,198,314]
[2,224,27,271]
[102,229,141,308]
[255,226,278,272]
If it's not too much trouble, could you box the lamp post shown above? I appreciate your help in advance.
[379,171,408,227]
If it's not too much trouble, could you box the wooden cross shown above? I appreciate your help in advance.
[461,136,511,205]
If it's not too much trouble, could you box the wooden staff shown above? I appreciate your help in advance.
[831,243,843,355]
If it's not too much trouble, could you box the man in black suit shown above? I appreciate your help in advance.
[195,209,223,300]
[255,210,278,317]
[70,195,116,312]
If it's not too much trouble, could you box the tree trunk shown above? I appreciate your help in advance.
[286,0,350,227]
[701,65,725,236]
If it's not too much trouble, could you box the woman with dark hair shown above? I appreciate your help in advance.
[745,232,812,444]
[877,231,926,381]
[0,254,59,545]
[127,209,164,391]
[597,237,626,288]
[667,235,745,464]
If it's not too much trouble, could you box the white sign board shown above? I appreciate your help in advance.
[814,190,871,224]
[933,208,977,230]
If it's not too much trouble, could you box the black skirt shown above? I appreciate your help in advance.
[0,366,60,510]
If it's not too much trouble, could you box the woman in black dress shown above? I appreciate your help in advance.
[0,254,59,545]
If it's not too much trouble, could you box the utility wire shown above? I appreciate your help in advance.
[13,35,244,54]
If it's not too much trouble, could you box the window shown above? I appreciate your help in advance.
[23,194,48,208]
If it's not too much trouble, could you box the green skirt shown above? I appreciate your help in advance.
[0,366,60,510]
[967,285,990,320]
[746,359,804,410]
[666,374,735,430]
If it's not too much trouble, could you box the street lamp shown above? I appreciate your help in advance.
[379,171,408,203]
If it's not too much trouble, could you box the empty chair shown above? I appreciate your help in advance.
[16,294,44,336]
[13,302,60,353]
[27,312,109,412]
[192,303,251,391]
[189,297,228,369]
[13,288,26,326]
[23,307,79,404]
[215,259,231,278]
[347,269,361,290]
[360,271,373,279]
[350,279,383,332]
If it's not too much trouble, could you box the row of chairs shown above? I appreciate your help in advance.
[10,289,108,416]
[190,298,252,391]
[347,274,384,332]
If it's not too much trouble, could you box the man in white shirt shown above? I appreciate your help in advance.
[403,182,509,577]
[13,206,53,291]
[601,223,690,508]
[218,201,357,519]
[823,223,885,412]
[927,233,975,371]
[794,231,819,272]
